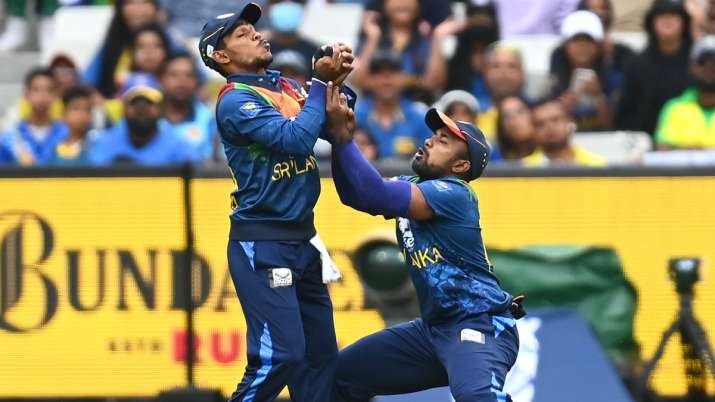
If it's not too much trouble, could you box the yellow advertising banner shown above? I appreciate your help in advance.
[0,175,714,397]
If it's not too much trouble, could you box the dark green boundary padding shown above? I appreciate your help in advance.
[489,245,641,366]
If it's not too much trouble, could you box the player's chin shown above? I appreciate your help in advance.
[411,155,425,173]
[257,53,273,69]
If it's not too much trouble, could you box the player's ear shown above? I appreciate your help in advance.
[451,159,471,176]
[212,50,231,66]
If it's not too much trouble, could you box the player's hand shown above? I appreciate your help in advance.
[334,42,355,86]
[326,81,354,145]
[313,43,353,83]
[313,44,341,82]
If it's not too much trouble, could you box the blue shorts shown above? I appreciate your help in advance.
[334,312,519,402]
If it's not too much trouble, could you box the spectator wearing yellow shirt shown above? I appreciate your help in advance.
[477,42,527,142]
[524,98,607,166]
[655,35,715,149]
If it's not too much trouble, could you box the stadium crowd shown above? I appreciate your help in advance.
[1,0,715,167]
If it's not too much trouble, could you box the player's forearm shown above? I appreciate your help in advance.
[246,79,328,156]
[280,78,329,154]
[332,141,411,217]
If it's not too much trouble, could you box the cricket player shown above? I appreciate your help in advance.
[197,3,354,401]
[324,84,524,402]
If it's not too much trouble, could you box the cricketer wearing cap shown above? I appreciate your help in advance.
[324,84,523,402]
[197,2,354,402]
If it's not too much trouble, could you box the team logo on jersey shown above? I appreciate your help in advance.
[240,102,260,118]
[433,180,452,192]
[398,217,415,252]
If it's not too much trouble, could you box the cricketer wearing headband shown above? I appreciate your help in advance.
[324,83,525,402]
[197,3,355,402]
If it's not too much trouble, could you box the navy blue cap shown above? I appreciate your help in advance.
[425,108,489,180]
[198,2,262,73]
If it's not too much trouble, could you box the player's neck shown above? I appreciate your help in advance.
[230,65,268,76]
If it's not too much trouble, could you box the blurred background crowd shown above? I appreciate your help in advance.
[1,0,715,168]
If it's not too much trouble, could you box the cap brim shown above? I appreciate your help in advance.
[124,86,163,103]
[425,108,466,141]
[214,3,262,45]
[239,3,262,25]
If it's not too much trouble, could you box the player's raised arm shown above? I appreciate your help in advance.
[217,43,351,157]
[326,82,433,220]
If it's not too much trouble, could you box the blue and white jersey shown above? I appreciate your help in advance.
[396,175,512,324]
[167,101,217,162]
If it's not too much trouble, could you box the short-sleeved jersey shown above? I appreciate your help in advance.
[396,175,512,324]
[0,121,68,165]
[167,101,217,162]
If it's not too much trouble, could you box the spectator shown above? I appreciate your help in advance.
[51,86,95,165]
[655,35,715,149]
[496,0,579,38]
[83,0,165,97]
[492,95,536,162]
[0,68,66,165]
[446,0,500,110]
[266,0,318,71]
[271,49,310,90]
[160,53,216,162]
[616,0,694,136]
[549,10,614,131]
[12,54,72,125]
[433,90,480,126]
[88,77,194,165]
[354,51,430,160]
[703,0,715,35]
[524,98,606,166]
[364,0,452,28]
[49,54,81,96]
[127,24,170,82]
[103,73,162,125]
[352,0,451,97]
[578,0,635,75]
[159,0,268,38]
[9,55,104,134]
[477,42,526,142]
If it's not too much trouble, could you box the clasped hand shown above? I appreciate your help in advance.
[313,42,354,85]
[325,81,354,145]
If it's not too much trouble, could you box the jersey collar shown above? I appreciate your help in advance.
[226,69,282,90]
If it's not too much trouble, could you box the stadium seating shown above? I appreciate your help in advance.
[573,131,652,165]
[39,5,112,67]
